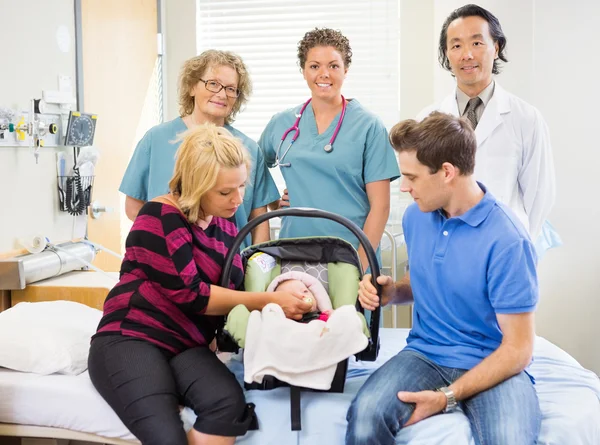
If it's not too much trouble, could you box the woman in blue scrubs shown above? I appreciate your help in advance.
[120,50,280,249]
[259,28,400,268]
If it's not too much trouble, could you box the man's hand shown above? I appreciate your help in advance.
[358,274,395,311]
[397,390,447,427]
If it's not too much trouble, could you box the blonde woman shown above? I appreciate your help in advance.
[121,50,280,249]
[89,124,311,445]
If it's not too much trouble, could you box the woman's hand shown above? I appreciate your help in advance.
[208,338,217,352]
[280,189,290,207]
[268,189,290,211]
[272,291,312,320]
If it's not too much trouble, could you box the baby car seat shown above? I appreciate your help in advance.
[217,208,383,430]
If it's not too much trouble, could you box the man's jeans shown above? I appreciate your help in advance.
[346,349,541,445]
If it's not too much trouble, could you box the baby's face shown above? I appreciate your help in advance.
[276,279,317,311]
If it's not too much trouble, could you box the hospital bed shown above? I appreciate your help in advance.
[0,328,599,445]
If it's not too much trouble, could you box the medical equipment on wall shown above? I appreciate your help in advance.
[273,96,347,167]
[64,111,97,147]
[0,96,97,156]
[0,99,63,164]
[1,96,99,216]
[56,144,99,216]
[57,111,99,215]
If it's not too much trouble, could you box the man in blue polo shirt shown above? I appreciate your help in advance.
[346,112,540,445]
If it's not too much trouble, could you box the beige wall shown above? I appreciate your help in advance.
[163,0,197,120]
[399,0,435,120]
[0,0,82,254]
[82,0,159,271]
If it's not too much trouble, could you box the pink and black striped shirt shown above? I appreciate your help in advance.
[93,202,244,354]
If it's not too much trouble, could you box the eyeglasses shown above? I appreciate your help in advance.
[198,78,240,98]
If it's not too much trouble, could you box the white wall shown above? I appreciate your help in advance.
[532,0,600,375]
[422,0,599,374]
[0,0,82,254]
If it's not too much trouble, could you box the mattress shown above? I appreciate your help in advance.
[0,366,139,442]
[1,328,598,445]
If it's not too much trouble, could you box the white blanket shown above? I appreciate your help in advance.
[243,304,368,390]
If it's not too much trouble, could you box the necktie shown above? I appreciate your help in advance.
[465,97,483,129]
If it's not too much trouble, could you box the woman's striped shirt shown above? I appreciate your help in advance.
[93,201,244,354]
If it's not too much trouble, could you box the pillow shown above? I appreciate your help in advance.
[0,300,102,375]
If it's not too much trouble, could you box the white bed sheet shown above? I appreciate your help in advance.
[0,367,138,442]
[0,329,598,445]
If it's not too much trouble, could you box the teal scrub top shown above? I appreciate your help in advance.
[120,117,280,250]
[258,99,400,251]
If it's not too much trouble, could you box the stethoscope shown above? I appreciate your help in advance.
[273,96,347,168]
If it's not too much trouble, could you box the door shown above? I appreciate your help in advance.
[81,0,160,271]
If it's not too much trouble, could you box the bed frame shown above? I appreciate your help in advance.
[0,423,137,444]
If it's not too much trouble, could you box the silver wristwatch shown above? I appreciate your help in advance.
[437,386,457,413]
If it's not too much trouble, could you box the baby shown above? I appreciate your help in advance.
[267,271,333,322]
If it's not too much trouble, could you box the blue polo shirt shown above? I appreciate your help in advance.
[403,183,538,370]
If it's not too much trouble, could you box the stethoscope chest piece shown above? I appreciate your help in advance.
[324,144,333,153]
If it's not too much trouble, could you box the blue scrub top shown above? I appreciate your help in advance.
[259,99,400,251]
[119,117,280,250]
[403,183,538,370]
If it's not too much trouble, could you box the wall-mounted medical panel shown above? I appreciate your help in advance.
[0,111,63,148]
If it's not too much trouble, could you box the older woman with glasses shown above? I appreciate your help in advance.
[120,50,280,249]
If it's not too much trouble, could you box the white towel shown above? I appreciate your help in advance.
[243,304,368,390]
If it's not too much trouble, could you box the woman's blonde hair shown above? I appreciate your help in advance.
[169,123,251,224]
[178,50,252,125]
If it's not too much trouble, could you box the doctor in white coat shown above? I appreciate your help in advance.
[418,4,559,252]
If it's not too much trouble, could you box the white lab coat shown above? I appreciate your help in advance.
[417,83,555,240]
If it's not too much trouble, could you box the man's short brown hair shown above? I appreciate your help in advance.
[389,112,477,175]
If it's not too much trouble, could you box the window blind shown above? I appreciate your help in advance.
[196,0,400,140]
